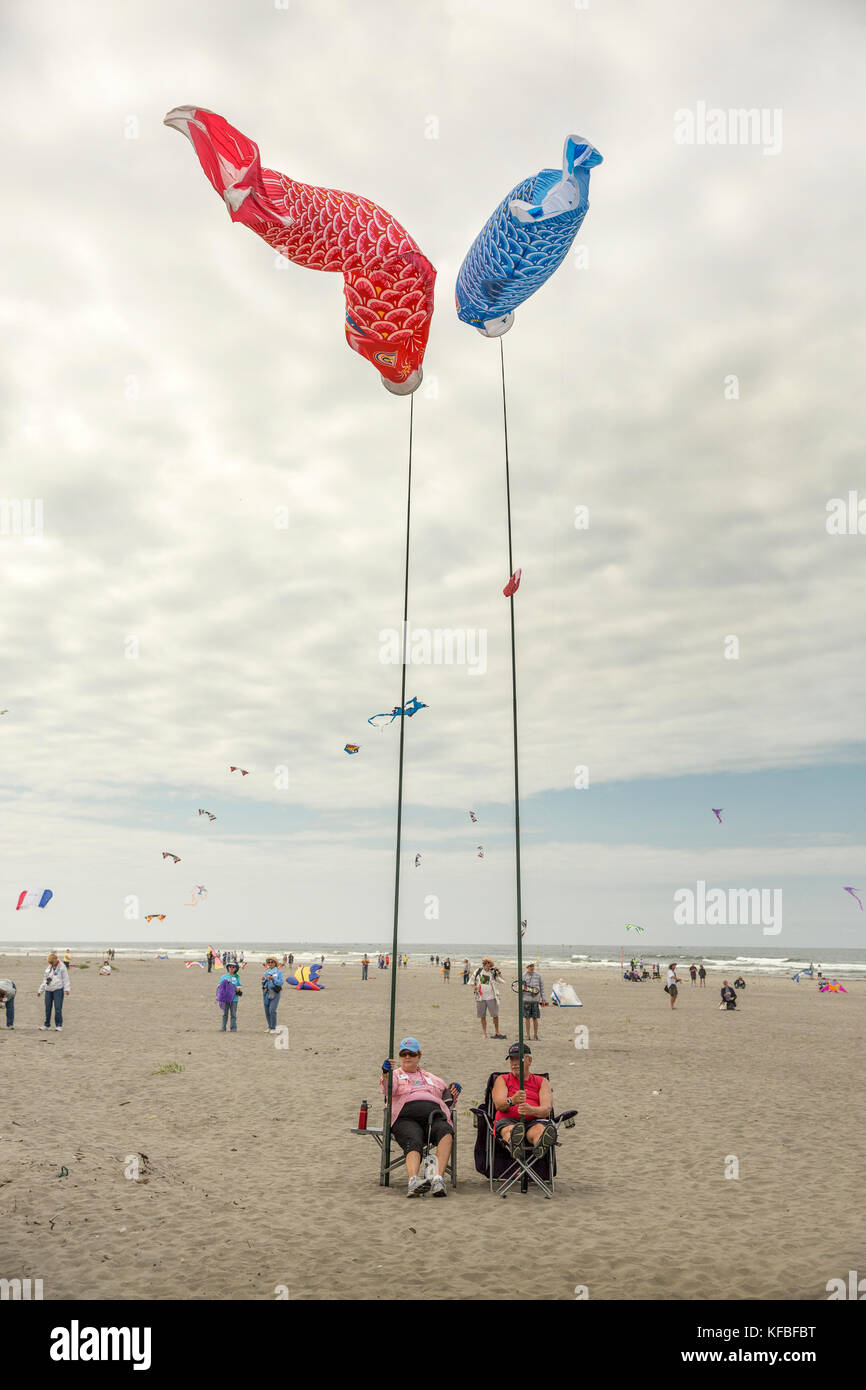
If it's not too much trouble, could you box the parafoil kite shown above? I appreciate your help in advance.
[16,889,53,910]
[456,137,602,337]
[145,914,166,922]
[229,766,249,776]
[344,744,360,755]
[198,809,216,821]
[819,980,848,993]
[293,963,324,990]
[368,696,427,727]
[503,569,522,597]
[162,852,181,863]
[165,107,436,395]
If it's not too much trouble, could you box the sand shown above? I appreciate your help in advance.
[1,954,862,1301]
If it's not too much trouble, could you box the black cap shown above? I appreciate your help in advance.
[507,1043,532,1058]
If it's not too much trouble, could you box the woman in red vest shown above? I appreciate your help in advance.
[492,1044,555,1161]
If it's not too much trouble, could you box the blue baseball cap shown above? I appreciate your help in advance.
[398,1037,421,1053]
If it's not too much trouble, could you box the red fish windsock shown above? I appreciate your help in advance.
[165,107,436,395]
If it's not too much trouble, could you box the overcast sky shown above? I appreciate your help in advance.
[1,0,864,947]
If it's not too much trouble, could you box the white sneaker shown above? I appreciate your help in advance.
[407,1175,425,1197]
[430,1175,447,1197]
[55,1026,63,1031]
[39,1024,49,1031]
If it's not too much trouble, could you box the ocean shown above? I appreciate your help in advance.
[2,941,865,979]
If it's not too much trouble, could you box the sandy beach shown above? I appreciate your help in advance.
[1,955,862,1301]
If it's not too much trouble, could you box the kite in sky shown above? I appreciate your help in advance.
[145,914,166,923]
[712,808,723,823]
[344,744,360,755]
[229,766,249,776]
[456,136,602,337]
[198,809,216,821]
[414,854,421,868]
[625,924,645,934]
[477,846,485,859]
[503,569,522,597]
[186,885,208,906]
[16,889,53,910]
[520,919,527,937]
[165,106,436,395]
[469,811,477,823]
[843,886,863,910]
[162,852,181,863]
[819,980,848,993]
[368,696,427,727]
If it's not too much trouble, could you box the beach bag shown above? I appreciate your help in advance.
[663,984,670,993]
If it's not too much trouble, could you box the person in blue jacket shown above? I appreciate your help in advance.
[261,957,284,1033]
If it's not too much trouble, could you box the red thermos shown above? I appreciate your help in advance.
[358,1100,368,1130]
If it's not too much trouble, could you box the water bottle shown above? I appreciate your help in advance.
[358,1100,368,1130]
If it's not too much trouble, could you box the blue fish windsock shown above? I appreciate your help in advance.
[456,136,602,337]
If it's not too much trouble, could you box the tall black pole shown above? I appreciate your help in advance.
[382,393,414,1184]
[500,340,524,1087]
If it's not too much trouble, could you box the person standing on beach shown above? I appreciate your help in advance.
[0,979,16,1030]
[361,954,370,981]
[666,963,681,1010]
[521,962,547,1042]
[38,954,70,1031]
[207,948,214,973]
[63,948,72,971]
[217,961,242,1032]
[689,964,697,986]
[261,957,284,1033]
[472,958,506,1039]
[698,963,707,988]
[443,958,451,982]
[463,959,470,984]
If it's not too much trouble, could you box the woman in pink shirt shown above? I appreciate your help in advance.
[381,1036,459,1198]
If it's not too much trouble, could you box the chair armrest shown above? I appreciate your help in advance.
[552,1109,578,1123]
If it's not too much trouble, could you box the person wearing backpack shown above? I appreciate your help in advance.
[261,957,284,1033]
[217,962,242,1032]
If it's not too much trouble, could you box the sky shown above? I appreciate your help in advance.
[1,0,864,947]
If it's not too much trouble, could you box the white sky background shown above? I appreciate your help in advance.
[1,0,865,946]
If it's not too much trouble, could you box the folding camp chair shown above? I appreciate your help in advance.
[470,1072,576,1199]
[352,1093,457,1191]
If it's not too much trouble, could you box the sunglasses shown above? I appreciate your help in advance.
[399,1050,419,1057]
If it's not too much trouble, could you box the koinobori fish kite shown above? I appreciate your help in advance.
[198,809,216,821]
[843,886,863,910]
[165,107,436,394]
[145,914,166,922]
[456,136,602,337]
[16,889,53,910]
[162,852,181,863]
[368,696,427,727]
[229,766,249,776]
